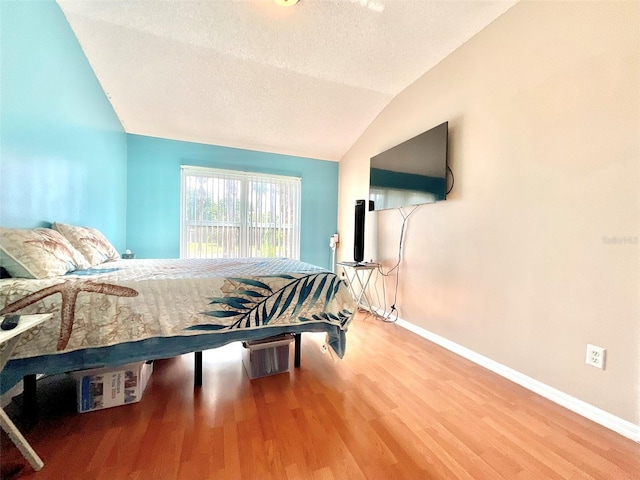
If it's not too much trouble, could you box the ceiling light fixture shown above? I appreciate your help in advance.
[275,0,299,6]
[350,0,384,13]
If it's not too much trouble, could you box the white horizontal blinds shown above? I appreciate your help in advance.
[181,166,300,260]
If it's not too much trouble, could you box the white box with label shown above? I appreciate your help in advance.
[75,361,153,413]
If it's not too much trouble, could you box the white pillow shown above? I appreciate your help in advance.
[0,227,91,279]
[53,222,120,266]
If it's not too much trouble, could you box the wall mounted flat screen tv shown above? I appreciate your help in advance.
[369,121,448,211]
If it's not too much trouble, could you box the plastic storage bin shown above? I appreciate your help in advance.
[242,334,293,379]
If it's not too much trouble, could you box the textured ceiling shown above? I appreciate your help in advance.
[57,0,516,161]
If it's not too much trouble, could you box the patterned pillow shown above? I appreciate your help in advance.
[52,222,120,266]
[0,227,91,279]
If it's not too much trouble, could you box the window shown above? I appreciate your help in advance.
[180,166,301,259]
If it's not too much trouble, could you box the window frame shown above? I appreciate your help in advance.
[180,165,301,260]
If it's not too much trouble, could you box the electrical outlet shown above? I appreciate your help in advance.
[585,344,606,369]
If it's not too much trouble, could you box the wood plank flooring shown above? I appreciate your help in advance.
[1,313,639,479]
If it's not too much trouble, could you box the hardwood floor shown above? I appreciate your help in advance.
[1,313,639,479]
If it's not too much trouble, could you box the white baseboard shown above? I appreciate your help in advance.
[385,314,640,443]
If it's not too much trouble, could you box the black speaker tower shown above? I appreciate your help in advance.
[354,199,366,262]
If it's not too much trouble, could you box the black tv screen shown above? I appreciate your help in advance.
[369,121,448,211]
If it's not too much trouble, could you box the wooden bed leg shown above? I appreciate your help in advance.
[294,334,301,368]
[22,375,37,422]
[194,351,203,387]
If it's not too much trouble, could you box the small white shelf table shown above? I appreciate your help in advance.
[338,262,379,315]
[0,314,52,472]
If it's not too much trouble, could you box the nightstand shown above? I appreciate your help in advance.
[0,314,52,472]
[338,262,379,315]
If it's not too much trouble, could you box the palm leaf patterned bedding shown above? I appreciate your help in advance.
[0,258,355,362]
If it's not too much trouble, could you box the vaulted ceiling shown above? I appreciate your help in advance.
[58,0,516,161]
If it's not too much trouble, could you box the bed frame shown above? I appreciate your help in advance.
[17,333,303,419]
[2,258,352,418]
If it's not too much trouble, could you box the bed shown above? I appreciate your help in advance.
[0,256,356,395]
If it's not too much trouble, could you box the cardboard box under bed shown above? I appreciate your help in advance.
[74,361,153,413]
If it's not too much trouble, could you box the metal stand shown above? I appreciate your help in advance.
[338,262,378,315]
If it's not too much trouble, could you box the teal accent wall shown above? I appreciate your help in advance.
[0,0,127,249]
[127,135,338,269]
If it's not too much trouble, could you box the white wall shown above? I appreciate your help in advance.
[338,1,639,425]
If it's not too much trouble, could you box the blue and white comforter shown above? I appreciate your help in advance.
[0,258,355,361]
